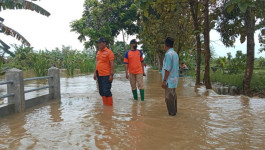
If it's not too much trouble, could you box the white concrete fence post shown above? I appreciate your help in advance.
[6,68,25,112]
[48,67,61,99]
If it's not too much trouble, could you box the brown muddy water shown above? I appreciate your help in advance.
[0,69,265,149]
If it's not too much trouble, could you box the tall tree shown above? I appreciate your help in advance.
[217,0,265,95]
[203,0,212,89]
[136,0,195,70]
[70,0,139,50]
[188,0,203,85]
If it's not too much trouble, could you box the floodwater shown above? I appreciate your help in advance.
[0,69,265,149]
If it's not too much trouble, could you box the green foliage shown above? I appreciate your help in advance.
[151,65,159,70]
[213,50,246,74]
[138,0,195,69]
[31,50,49,76]
[115,65,125,72]
[214,56,227,70]
[5,44,34,70]
[0,0,50,16]
[217,0,265,47]
[112,41,130,65]
[63,50,77,77]
[1,45,97,76]
[226,51,246,74]
[256,57,265,68]
[77,51,96,74]
[210,70,244,89]
[210,70,265,92]
[70,0,138,49]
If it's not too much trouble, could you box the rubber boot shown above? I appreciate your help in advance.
[140,89,144,101]
[102,96,108,105]
[107,96,113,106]
[132,90,138,100]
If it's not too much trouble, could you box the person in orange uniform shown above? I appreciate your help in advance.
[124,39,146,101]
[94,37,115,106]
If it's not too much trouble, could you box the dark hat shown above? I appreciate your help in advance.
[165,37,174,47]
[130,39,138,45]
[97,37,107,43]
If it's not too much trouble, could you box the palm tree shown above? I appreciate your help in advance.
[0,0,50,57]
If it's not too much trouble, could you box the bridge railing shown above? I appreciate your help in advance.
[0,67,61,117]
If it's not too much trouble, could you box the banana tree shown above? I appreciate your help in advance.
[0,0,50,56]
[0,39,14,56]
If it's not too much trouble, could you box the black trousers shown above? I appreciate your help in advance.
[97,72,112,97]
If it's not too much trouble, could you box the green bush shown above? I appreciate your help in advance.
[210,71,244,89]
[31,51,50,76]
[210,70,265,92]
[213,51,246,74]
[63,51,76,76]
[77,52,96,74]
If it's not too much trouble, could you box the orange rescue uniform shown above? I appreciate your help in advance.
[96,47,115,76]
[123,50,144,74]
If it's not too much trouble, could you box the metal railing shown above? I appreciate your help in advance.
[24,76,52,81]
[23,76,52,94]
[0,67,61,114]
[0,81,14,99]
[24,86,51,93]
[0,76,53,98]
[0,81,13,85]
[0,93,15,99]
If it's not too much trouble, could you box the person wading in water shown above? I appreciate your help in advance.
[94,37,115,106]
[161,37,179,116]
[124,39,146,101]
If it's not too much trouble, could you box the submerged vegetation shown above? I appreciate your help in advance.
[0,43,130,77]
[182,51,265,96]
[0,45,97,77]
[0,0,265,96]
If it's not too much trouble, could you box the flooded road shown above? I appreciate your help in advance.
[0,69,265,149]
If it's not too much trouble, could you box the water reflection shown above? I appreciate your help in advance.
[0,69,265,149]
[50,100,63,122]
[94,106,114,149]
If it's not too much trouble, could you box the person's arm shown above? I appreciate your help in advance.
[162,53,172,89]
[109,51,115,82]
[94,59,98,80]
[109,60,114,82]
[125,64,129,79]
[141,62,146,76]
[162,70,170,89]
[110,60,114,75]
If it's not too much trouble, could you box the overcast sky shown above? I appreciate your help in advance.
[0,0,264,58]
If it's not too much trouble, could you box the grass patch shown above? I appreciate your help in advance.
[210,71,244,89]
[185,69,265,93]
[210,70,265,92]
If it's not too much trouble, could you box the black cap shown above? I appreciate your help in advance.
[130,39,138,45]
[165,37,174,47]
[97,37,107,43]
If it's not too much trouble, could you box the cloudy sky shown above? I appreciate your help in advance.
[0,0,264,58]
